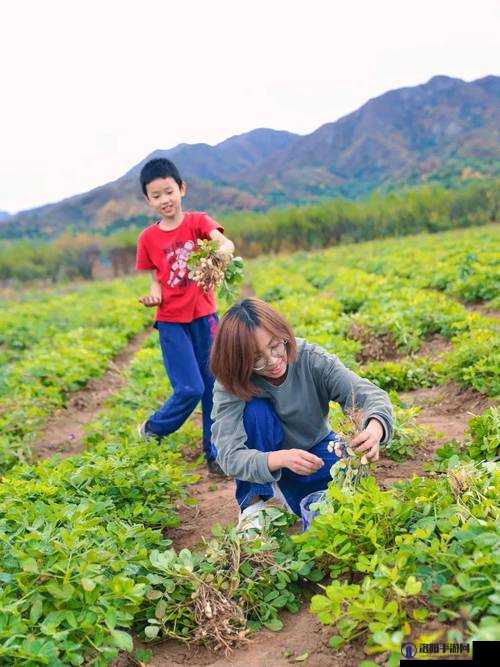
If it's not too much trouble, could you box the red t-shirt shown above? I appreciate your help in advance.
[136,211,224,323]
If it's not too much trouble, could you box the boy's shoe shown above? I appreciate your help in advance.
[206,459,229,477]
[237,500,267,535]
[137,420,162,443]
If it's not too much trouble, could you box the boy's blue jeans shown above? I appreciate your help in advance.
[235,397,340,516]
[146,313,218,462]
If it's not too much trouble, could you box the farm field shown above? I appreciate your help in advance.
[0,224,498,666]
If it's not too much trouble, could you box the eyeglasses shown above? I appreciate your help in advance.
[252,339,288,372]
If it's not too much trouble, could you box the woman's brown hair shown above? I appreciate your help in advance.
[210,297,297,401]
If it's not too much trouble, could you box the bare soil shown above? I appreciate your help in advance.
[34,328,152,459]
[374,381,497,488]
[349,321,401,363]
[139,600,363,667]
[400,380,495,443]
[169,465,239,551]
[465,304,500,320]
[351,326,453,365]
[413,333,452,359]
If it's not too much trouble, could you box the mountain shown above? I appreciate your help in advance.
[0,211,11,223]
[1,75,499,240]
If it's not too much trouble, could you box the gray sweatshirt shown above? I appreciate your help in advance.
[211,338,393,484]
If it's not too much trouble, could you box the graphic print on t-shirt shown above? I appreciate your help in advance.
[164,240,195,288]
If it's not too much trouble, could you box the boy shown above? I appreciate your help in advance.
[136,158,234,475]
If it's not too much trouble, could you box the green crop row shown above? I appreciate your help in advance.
[0,330,197,665]
[0,324,318,665]
[0,438,198,665]
[337,225,500,305]
[0,275,149,366]
[296,456,499,662]
[0,280,157,473]
[247,226,500,396]
[362,324,500,396]
[0,325,147,474]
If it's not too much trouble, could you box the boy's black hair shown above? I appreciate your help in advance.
[140,158,183,197]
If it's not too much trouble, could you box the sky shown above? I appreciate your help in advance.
[0,0,498,214]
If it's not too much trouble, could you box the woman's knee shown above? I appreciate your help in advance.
[243,397,274,427]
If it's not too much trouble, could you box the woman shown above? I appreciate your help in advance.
[210,298,393,530]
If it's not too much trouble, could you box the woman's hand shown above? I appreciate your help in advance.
[139,282,162,307]
[350,418,384,461]
[268,449,324,475]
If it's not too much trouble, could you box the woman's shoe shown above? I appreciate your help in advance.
[237,500,267,535]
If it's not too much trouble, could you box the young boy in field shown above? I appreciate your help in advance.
[136,158,235,475]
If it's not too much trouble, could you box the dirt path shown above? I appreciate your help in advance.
[144,601,359,667]
[34,328,152,460]
[169,464,239,551]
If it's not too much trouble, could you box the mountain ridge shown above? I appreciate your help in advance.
[1,74,498,239]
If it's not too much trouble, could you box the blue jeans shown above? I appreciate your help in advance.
[146,313,218,461]
[235,397,340,516]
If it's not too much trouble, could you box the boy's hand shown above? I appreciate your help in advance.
[350,419,384,461]
[215,249,233,267]
[139,283,162,307]
[139,295,162,307]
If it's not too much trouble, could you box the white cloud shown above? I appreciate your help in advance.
[0,0,498,212]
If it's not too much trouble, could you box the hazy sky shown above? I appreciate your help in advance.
[1,0,498,213]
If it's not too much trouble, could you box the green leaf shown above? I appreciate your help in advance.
[105,608,117,630]
[439,584,462,599]
[264,617,284,631]
[247,619,262,632]
[307,568,324,582]
[272,594,290,609]
[329,635,344,649]
[412,607,429,622]
[405,575,422,595]
[111,629,133,652]
[30,596,43,623]
[144,625,160,640]
[240,561,253,577]
[45,581,73,600]
[163,579,176,594]
[456,573,471,590]
[81,577,96,592]
[21,557,39,573]
[264,589,280,602]
[65,610,78,628]
[134,648,153,663]
[388,653,402,667]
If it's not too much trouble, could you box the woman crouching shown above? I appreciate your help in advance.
[210,298,393,531]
